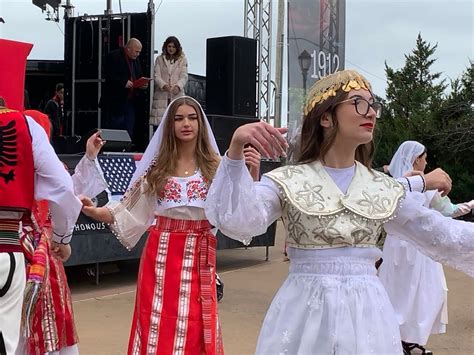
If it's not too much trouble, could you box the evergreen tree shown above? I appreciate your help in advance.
[384,33,446,122]
[375,35,472,202]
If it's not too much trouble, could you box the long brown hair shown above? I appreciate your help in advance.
[297,89,375,168]
[146,97,220,196]
[162,36,183,61]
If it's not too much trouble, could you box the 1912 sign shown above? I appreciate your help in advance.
[310,50,340,79]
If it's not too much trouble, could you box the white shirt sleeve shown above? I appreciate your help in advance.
[72,156,108,198]
[385,191,474,277]
[27,117,82,244]
[396,175,424,193]
[205,155,282,245]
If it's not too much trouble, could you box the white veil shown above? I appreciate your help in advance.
[130,96,220,187]
[388,140,426,178]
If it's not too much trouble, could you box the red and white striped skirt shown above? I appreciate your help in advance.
[128,216,224,355]
[28,254,78,354]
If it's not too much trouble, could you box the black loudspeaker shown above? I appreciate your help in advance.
[208,115,259,155]
[52,135,84,154]
[206,36,257,118]
[99,129,132,152]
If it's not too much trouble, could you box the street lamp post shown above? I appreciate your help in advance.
[298,49,312,98]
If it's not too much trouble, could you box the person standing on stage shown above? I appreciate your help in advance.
[150,36,188,127]
[0,38,82,355]
[99,38,148,138]
[81,96,223,354]
[44,83,65,138]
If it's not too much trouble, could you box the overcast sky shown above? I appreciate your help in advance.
[0,0,472,99]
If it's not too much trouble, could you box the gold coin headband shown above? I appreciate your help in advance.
[303,69,372,116]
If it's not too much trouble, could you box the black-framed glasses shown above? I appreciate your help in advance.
[336,97,383,119]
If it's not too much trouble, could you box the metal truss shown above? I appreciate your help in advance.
[244,0,273,121]
[319,0,339,55]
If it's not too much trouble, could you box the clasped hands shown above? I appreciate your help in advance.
[163,84,180,95]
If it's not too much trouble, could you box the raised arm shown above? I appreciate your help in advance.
[385,191,474,277]
[206,121,289,243]
[205,155,282,245]
[429,191,473,218]
[72,131,107,197]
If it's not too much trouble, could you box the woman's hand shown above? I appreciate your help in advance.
[162,84,171,92]
[86,131,105,160]
[424,168,452,197]
[228,121,288,160]
[244,146,261,181]
[51,242,72,262]
[171,85,180,95]
[80,196,114,223]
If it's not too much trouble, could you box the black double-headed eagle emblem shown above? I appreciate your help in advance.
[0,120,17,184]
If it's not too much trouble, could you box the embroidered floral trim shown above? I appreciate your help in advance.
[158,179,182,203]
[186,177,209,202]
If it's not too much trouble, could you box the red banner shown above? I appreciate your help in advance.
[0,38,33,110]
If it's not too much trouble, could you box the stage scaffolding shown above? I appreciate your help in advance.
[244,0,273,122]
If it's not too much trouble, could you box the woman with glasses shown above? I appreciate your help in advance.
[379,141,474,355]
[205,69,474,354]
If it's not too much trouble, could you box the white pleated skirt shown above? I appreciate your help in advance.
[379,235,447,345]
[256,248,403,355]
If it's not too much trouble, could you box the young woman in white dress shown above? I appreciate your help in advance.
[82,97,224,355]
[205,69,474,354]
[379,140,474,354]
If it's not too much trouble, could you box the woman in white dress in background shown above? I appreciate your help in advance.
[205,69,474,354]
[379,140,474,355]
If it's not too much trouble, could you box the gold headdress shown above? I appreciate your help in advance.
[303,69,372,116]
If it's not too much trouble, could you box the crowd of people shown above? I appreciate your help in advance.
[0,37,473,355]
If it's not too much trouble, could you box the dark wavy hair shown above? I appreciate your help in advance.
[161,36,183,61]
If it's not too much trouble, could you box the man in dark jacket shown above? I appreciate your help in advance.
[99,38,148,137]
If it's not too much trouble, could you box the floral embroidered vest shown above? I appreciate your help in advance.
[265,161,405,249]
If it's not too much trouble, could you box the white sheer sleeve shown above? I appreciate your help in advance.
[106,179,156,250]
[205,155,282,245]
[72,156,108,198]
[385,191,474,277]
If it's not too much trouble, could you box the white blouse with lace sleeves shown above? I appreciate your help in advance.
[385,191,474,277]
[72,156,108,198]
[205,155,282,245]
[106,180,156,250]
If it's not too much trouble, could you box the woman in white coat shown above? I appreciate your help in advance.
[378,140,474,354]
[150,36,188,126]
